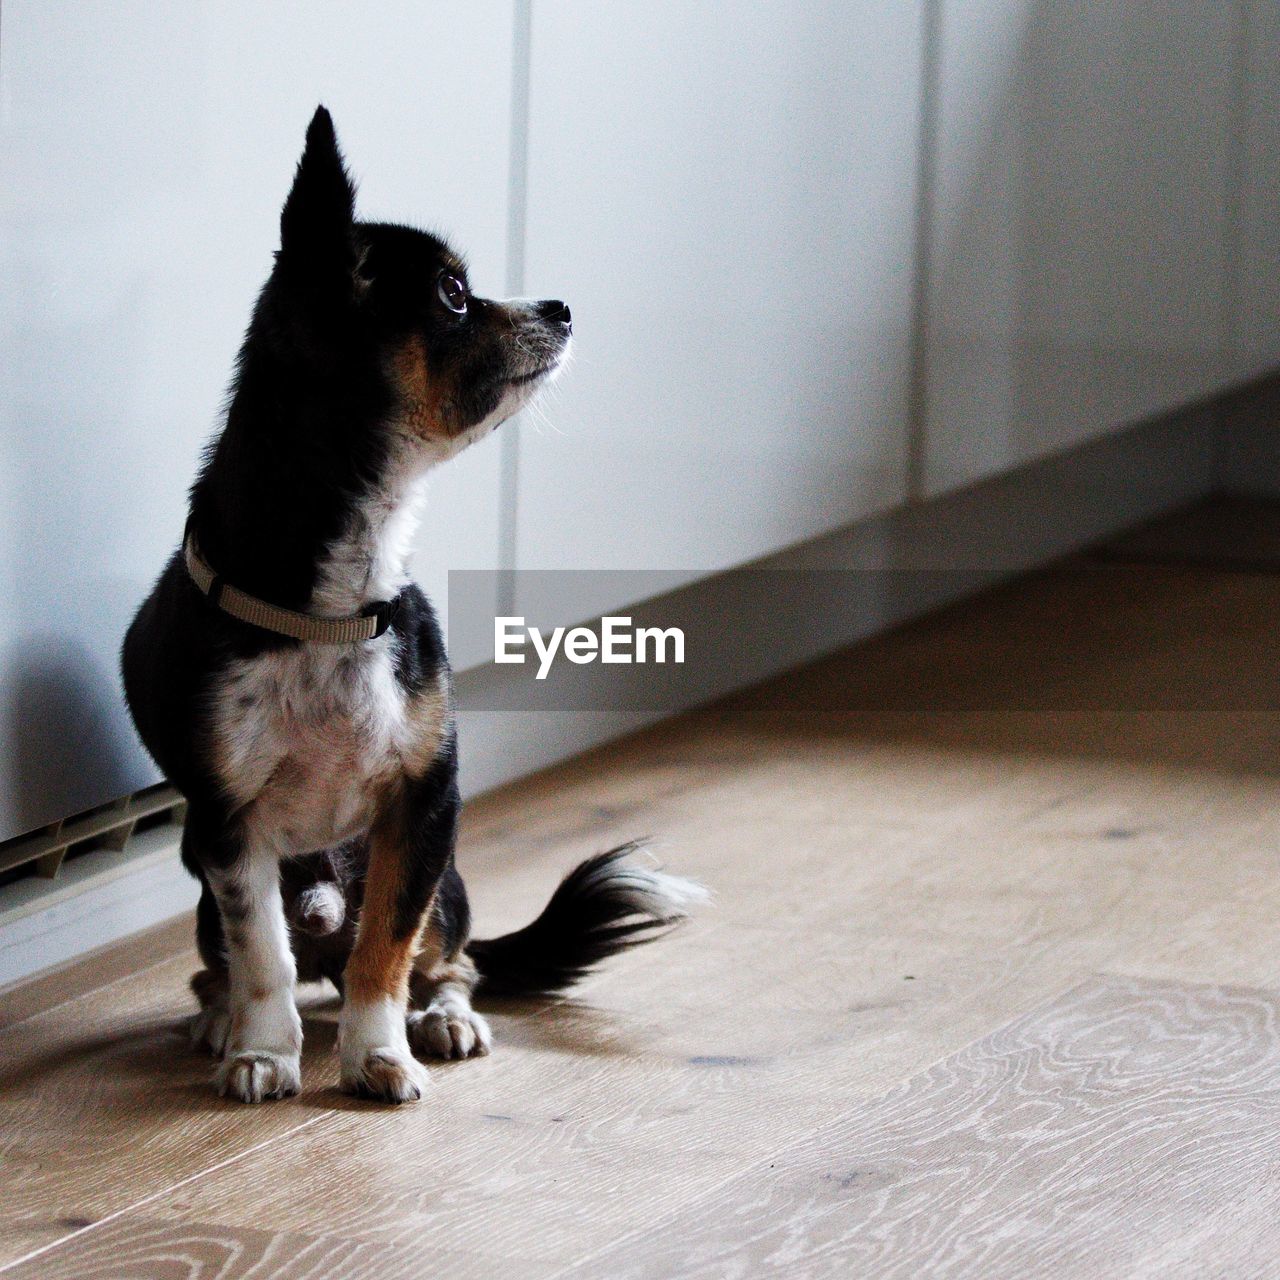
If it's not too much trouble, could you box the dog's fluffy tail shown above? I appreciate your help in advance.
[466,842,709,999]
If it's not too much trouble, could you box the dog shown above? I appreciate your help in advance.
[121,106,704,1105]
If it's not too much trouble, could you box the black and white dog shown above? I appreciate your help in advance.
[121,107,702,1105]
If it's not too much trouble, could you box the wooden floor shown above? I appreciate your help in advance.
[5,538,1280,1277]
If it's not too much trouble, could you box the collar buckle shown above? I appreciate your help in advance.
[362,596,399,639]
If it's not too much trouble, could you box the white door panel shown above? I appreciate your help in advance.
[515,3,923,626]
[1238,0,1280,384]
[0,2,514,840]
[924,1,1236,496]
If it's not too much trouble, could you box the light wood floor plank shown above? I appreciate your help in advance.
[0,1216,549,1280]
[0,956,336,1265]
[563,974,1280,1279]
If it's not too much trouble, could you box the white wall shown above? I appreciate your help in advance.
[0,2,515,840]
[923,0,1240,497]
[1237,0,1280,383]
[0,3,1275,848]
[514,3,924,626]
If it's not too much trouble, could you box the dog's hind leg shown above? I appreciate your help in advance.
[406,864,490,1060]
[190,881,231,1057]
[407,953,490,1060]
[185,811,302,1103]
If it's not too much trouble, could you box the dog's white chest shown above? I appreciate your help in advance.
[210,641,446,854]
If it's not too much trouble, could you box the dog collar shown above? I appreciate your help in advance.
[183,531,398,644]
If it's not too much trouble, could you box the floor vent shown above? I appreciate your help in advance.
[0,784,187,888]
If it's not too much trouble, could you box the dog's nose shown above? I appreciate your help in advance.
[538,299,572,330]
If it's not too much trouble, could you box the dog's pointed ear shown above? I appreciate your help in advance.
[278,106,357,279]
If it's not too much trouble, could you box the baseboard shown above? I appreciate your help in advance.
[1214,373,1280,496]
[0,825,199,992]
[0,399,1217,993]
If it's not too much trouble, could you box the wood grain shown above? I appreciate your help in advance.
[4,552,1280,1276]
[567,974,1280,1278]
[0,958,338,1265]
[0,1216,550,1280]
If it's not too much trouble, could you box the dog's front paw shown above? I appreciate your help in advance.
[408,1002,491,1060]
[191,1006,231,1058]
[217,1050,301,1103]
[341,1048,430,1104]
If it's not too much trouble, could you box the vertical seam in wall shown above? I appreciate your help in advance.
[498,0,533,612]
[1215,0,1251,492]
[905,0,942,505]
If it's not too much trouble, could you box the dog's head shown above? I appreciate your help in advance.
[269,106,571,459]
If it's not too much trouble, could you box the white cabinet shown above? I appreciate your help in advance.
[514,3,924,622]
[1238,0,1280,383]
[0,2,514,839]
[923,1,1238,497]
[0,3,1271,843]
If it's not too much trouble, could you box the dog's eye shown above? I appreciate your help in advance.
[437,273,468,314]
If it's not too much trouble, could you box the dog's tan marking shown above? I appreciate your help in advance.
[344,817,429,1007]
[401,675,452,779]
[388,337,451,442]
[410,951,479,1002]
[410,918,447,981]
[405,901,474,991]
[338,814,435,1101]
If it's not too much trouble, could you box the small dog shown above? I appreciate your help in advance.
[122,107,703,1104]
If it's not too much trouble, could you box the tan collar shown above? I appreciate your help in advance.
[183,532,397,644]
